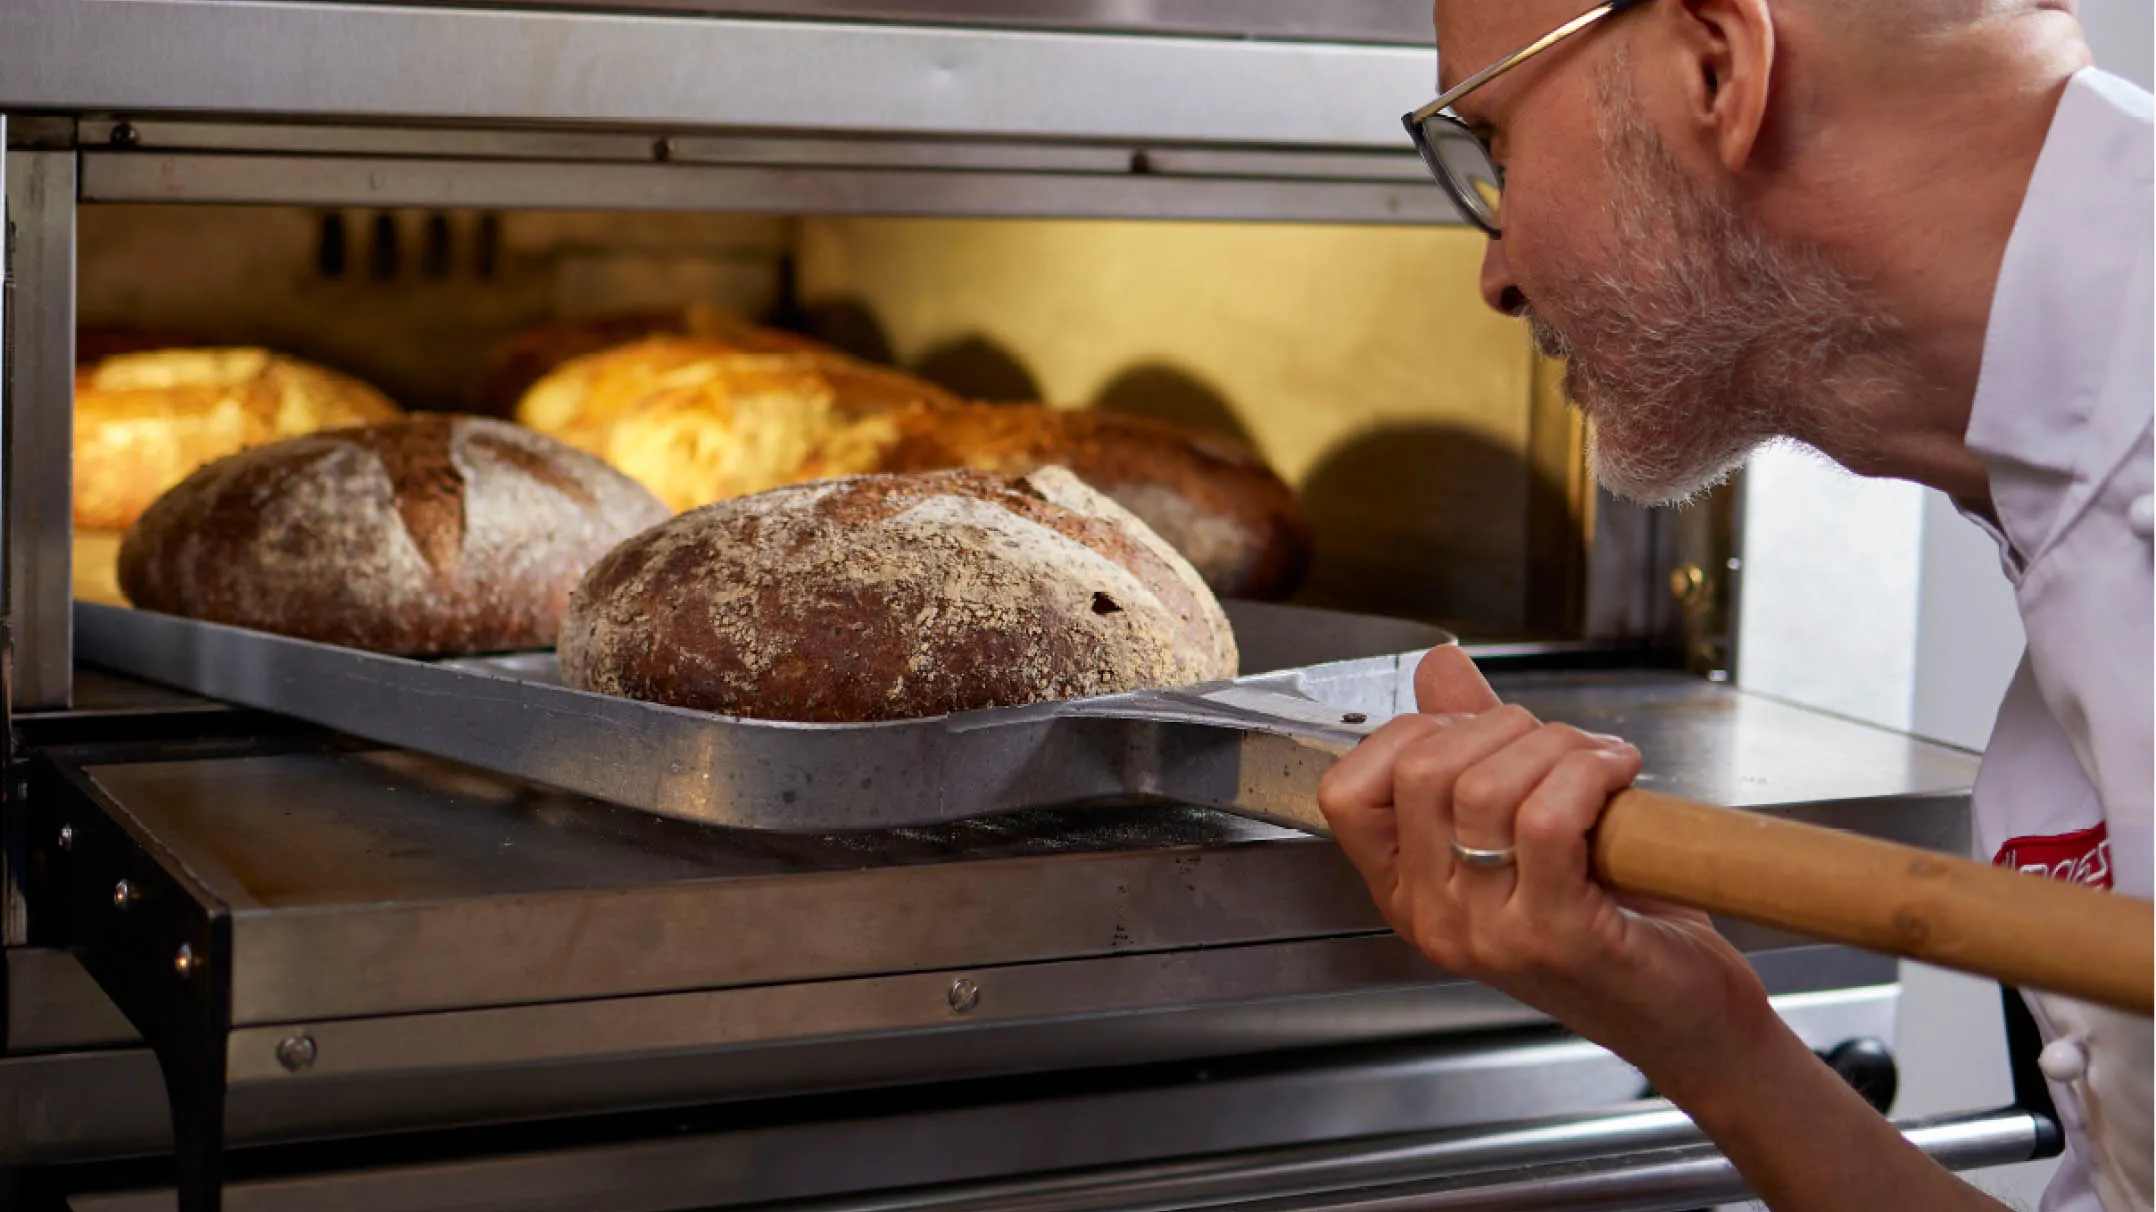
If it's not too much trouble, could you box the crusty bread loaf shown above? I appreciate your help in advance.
[75,347,404,531]
[559,466,1238,722]
[872,403,1311,601]
[119,415,670,656]
[507,328,1311,599]
[475,306,834,417]
[515,336,954,455]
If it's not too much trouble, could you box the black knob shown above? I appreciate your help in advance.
[1823,1038,1899,1114]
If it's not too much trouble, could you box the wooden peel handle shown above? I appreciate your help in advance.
[1593,789,2154,1015]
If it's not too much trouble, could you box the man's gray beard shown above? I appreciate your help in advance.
[1528,66,1898,505]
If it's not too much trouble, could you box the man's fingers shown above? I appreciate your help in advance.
[1511,744,1642,910]
[1449,724,1617,854]
[1414,646,1502,716]
[1391,704,1543,888]
[1319,715,1460,927]
[1318,713,1460,815]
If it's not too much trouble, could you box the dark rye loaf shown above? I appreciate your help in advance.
[558,466,1239,722]
[119,415,669,655]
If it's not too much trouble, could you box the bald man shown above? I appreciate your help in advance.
[1319,2,2152,1209]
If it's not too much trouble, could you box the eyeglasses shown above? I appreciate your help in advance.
[1402,0,1651,236]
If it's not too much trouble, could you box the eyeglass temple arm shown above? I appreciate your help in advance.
[1410,0,1650,122]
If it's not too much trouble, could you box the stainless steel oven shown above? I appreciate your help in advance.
[0,3,2054,1209]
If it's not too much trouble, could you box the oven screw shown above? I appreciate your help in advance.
[173,944,199,978]
[1668,563,1708,606]
[112,879,139,909]
[947,978,981,1014]
[276,1034,318,1073]
[56,825,73,852]
[1341,712,1368,725]
[652,136,676,162]
[110,121,140,148]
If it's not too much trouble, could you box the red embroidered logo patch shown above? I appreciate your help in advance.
[1994,824,2113,889]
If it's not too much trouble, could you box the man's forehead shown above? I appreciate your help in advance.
[1431,0,1585,92]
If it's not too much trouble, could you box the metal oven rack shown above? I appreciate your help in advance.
[0,5,2054,1210]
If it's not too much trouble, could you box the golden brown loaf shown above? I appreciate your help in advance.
[505,321,1310,599]
[515,335,959,458]
[558,466,1238,722]
[119,415,669,656]
[75,348,404,531]
[480,308,845,418]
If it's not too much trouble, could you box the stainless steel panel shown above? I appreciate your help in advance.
[1,1,1432,145]
[102,760,1386,1024]
[61,1104,2045,1212]
[313,0,1440,46]
[78,153,1461,225]
[217,936,1468,1084]
[2,150,74,714]
[0,978,1896,1165]
[772,1113,2046,1212]
[74,119,665,163]
[72,119,1141,174]
[6,947,137,1051]
[66,668,1972,1025]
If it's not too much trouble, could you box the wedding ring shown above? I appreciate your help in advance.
[1450,840,1518,871]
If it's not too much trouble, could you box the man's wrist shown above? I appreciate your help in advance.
[1636,988,1804,1122]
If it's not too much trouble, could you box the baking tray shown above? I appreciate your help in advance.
[73,602,1438,834]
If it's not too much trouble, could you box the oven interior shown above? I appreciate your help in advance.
[72,203,1625,643]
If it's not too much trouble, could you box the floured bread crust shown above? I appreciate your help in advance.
[74,347,404,531]
[118,415,670,655]
[558,466,1238,722]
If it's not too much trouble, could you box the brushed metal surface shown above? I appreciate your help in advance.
[65,668,1972,1024]
[287,0,1440,45]
[3,151,75,714]
[0,0,1433,145]
[59,1102,2045,1212]
[76,604,1979,844]
[76,153,1461,225]
[0,961,1898,1163]
[76,602,1405,837]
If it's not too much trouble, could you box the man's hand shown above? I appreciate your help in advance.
[1317,646,1773,1093]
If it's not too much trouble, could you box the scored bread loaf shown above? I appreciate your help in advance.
[75,347,404,531]
[119,415,669,656]
[872,403,1312,601]
[558,466,1238,722]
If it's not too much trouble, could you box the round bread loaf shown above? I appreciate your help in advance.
[559,466,1238,722]
[872,403,1312,601]
[586,359,939,511]
[119,415,670,656]
[516,336,955,453]
[474,306,835,416]
[75,347,404,531]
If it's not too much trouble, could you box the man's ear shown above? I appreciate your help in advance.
[1673,0,1776,172]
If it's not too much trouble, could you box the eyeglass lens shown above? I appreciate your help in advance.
[1419,116,1503,230]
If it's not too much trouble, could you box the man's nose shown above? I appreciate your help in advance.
[1478,237,1526,315]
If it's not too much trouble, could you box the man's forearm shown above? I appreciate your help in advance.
[1650,1004,2012,1212]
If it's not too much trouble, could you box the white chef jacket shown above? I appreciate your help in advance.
[1963,66,2154,1212]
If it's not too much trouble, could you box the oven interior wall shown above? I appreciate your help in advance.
[76,205,1586,638]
